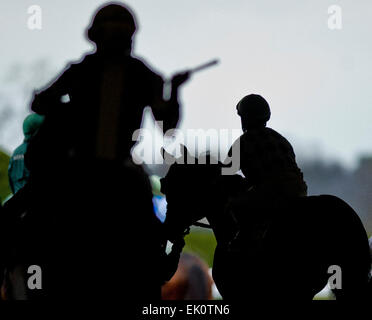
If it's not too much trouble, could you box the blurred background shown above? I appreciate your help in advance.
[0,0,371,300]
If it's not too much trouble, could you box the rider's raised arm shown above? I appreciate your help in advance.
[150,76,179,133]
[151,71,190,133]
[31,63,75,115]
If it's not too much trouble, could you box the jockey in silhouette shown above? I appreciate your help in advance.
[31,3,189,161]
[226,94,307,249]
[228,94,307,198]
[23,3,189,300]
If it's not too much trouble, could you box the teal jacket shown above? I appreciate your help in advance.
[8,113,44,194]
[8,140,30,194]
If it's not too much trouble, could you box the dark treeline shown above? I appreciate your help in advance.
[301,156,372,235]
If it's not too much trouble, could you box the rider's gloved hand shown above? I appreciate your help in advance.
[171,71,190,90]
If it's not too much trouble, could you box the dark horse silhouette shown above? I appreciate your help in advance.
[161,146,371,301]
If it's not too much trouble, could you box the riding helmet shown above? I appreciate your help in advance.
[236,94,271,124]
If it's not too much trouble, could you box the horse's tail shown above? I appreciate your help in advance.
[318,195,371,301]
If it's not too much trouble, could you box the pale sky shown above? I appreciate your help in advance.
[0,0,371,168]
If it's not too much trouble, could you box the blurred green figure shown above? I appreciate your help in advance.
[8,114,44,194]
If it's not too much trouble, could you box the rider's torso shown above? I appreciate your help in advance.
[54,54,164,161]
[238,127,307,198]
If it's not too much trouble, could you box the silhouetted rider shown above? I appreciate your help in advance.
[228,94,307,198]
[225,94,307,249]
[31,3,189,161]
[25,3,189,300]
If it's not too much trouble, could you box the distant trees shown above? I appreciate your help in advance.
[0,60,53,152]
[302,156,372,236]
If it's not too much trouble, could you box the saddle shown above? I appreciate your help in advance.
[226,188,297,256]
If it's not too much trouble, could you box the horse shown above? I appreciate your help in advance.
[160,146,371,301]
[0,104,170,301]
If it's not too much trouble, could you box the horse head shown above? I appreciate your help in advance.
[160,145,223,240]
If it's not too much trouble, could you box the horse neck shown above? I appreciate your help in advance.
[197,178,238,245]
[205,206,236,246]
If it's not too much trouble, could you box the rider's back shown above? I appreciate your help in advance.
[235,126,307,198]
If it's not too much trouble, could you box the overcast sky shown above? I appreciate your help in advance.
[0,0,371,168]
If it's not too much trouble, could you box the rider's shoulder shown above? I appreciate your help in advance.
[266,127,291,142]
[241,127,270,140]
[129,56,164,81]
[63,54,163,82]
[52,54,94,79]
[66,53,94,70]
[264,127,296,155]
[264,127,280,136]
